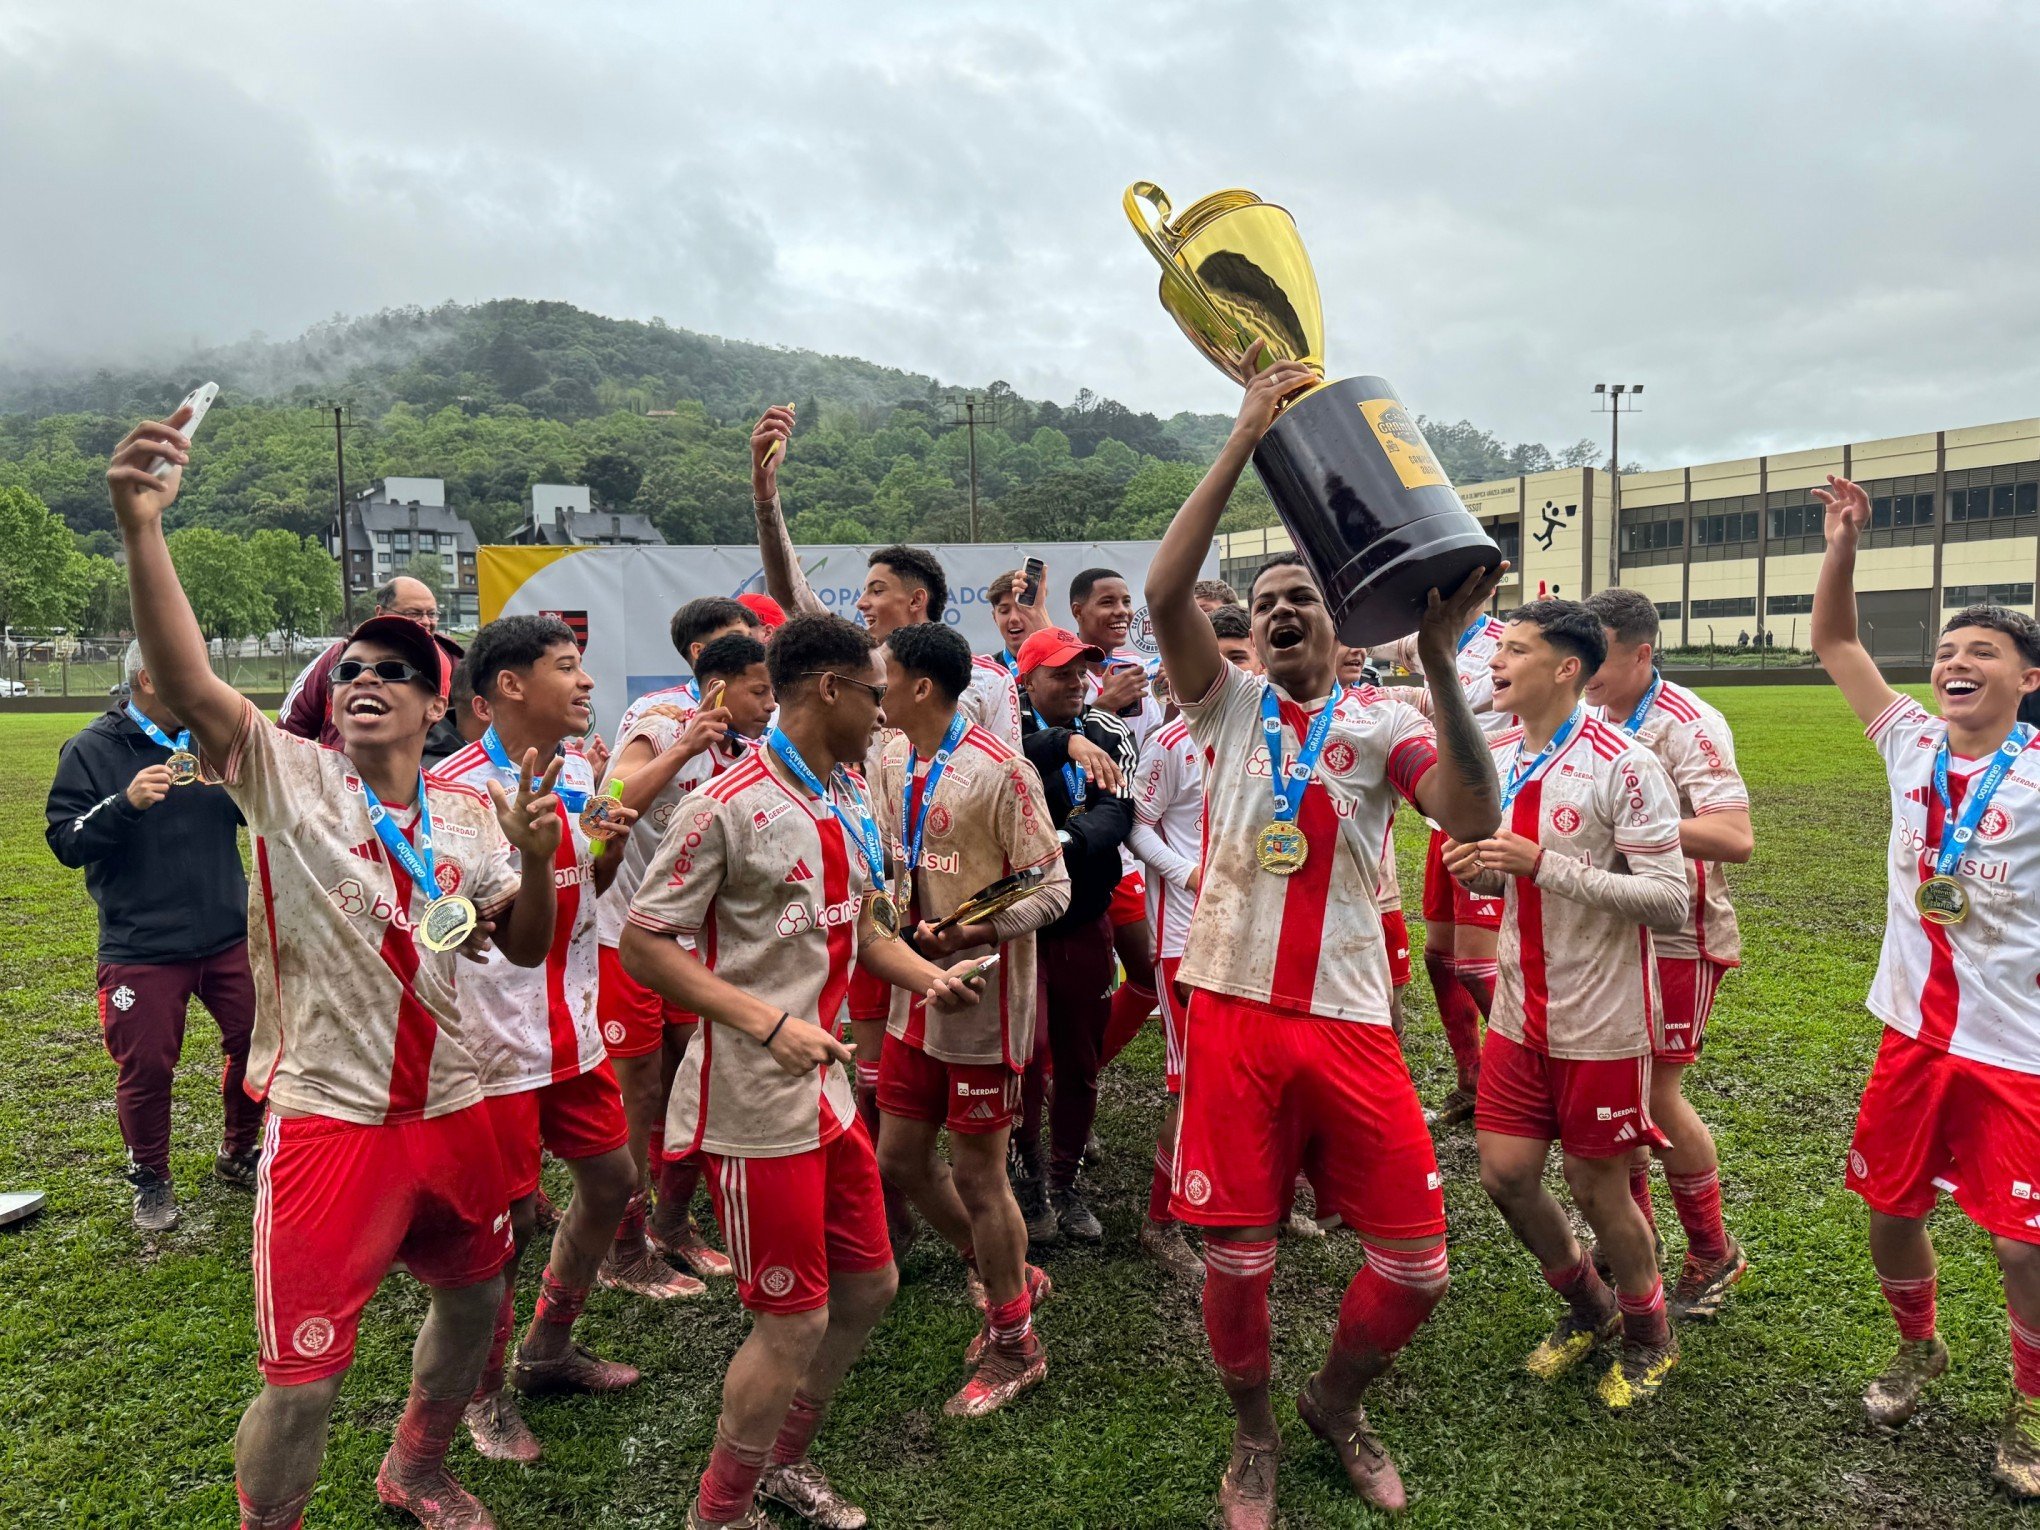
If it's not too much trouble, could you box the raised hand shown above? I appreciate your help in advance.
[488,748,564,860]
[676,704,732,761]
[751,404,795,500]
[1812,476,1870,542]
[1230,340,1318,446]
[766,1013,855,1077]
[105,406,194,531]
[1416,560,1510,667]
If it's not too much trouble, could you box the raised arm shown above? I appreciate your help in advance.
[1810,475,1901,729]
[1409,565,1507,844]
[105,411,246,764]
[748,405,827,618]
[1145,343,1317,706]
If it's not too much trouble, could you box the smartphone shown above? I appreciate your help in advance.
[960,952,1003,983]
[1019,557,1046,608]
[703,681,727,712]
[151,382,219,478]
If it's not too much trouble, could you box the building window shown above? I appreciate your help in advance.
[375,531,390,545]
[1655,601,1683,620]
[1767,593,1814,615]
[1619,503,1684,567]
[1766,487,1827,556]
[1691,597,1757,619]
[391,533,411,553]
[1944,583,2035,607]
[1944,463,2039,543]
[1855,472,1938,549]
[1688,496,1761,562]
[1489,518,1522,566]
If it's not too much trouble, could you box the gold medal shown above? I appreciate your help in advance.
[1255,820,1308,876]
[418,894,480,953]
[895,871,913,922]
[868,889,901,940]
[166,749,201,787]
[578,796,622,843]
[1914,874,1969,927]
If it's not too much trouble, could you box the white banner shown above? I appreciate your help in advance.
[487,540,1217,740]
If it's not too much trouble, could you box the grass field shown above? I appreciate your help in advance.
[1,687,2034,1528]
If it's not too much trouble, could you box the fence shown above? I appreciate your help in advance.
[0,636,323,701]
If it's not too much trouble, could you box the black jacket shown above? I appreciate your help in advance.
[44,707,248,964]
[1021,707,1139,934]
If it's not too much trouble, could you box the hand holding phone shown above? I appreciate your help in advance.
[151,382,218,477]
[1019,557,1047,608]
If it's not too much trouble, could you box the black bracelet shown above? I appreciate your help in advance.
[763,1011,790,1048]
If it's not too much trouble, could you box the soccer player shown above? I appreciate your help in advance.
[430,614,672,1465]
[596,633,774,1286]
[1195,577,1242,614]
[1811,474,2040,1496]
[613,596,767,743]
[867,621,1071,1415]
[1146,349,1502,1524]
[1583,588,1754,1316]
[620,612,988,1530]
[1440,599,1689,1410]
[108,408,564,1530]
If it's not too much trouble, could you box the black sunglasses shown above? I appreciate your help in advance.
[332,658,430,686]
[800,670,888,705]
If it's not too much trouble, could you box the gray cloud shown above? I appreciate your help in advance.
[3,0,2035,465]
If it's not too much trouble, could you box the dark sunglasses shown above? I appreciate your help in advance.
[801,671,887,705]
[332,658,430,686]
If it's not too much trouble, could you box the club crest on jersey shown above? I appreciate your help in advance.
[1183,1170,1212,1206]
[1849,1150,1869,1180]
[1322,740,1359,776]
[436,864,463,895]
[1980,805,2014,842]
[292,1317,336,1357]
[753,801,792,831]
[1128,606,1159,656]
[1550,804,1583,836]
[602,1020,627,1046]
[927,804,954,839]
[758,1266,796,1299]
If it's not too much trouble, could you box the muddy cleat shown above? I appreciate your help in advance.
[1994,1394,2040,1498]
[945,1330,1047,1418]
[1426,1086,1477,1128]
[1863,1336,1951,1429]
[685,1508,768,1530]
[127,1165,178,1233]
[966,1266,1054,1366]
[1139,1219,1204,1279]
[510,1342,640,1397]
[1280,1206,1326,1240]
[1215,1433,1280,1530]
[533,1187,561,1229]
[650,1218,735,1280]
[969,1261,1054,1315]
[213,1144,260,1191]
[1670,1240,1748,1320]
[1051,1185,1102,1244]
[1082,1130,1107,1169]
[757,1459,868,1529]
[598,1244,708,1300]
[1596,1332,1681,1410]
[1297,1385,1406,1513]
[1525,1305,1621,1380]
[463,1387,542,1464]
[375,1455,496,1529]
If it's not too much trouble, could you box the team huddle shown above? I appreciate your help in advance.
[90,355,2040,1529]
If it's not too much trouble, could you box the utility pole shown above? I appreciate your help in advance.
[318,402,358,625]
[947,393,1000,542]
[1593,383,1643,589]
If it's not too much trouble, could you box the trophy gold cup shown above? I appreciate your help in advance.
[1125,182,1501,645]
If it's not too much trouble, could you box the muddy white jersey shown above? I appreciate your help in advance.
[961,655,1024,752]
[615,682,695,746]
[595,714,757,948]
[1866,695,2040,1076]
[1130,716,1205,960]
[1338,684,1407,912]
[1392,616,1516,737]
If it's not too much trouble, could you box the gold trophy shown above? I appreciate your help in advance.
[1125,182,1499,644]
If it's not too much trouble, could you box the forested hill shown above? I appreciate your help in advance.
[0,300,1599,554]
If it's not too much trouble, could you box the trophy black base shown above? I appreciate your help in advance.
[1251,374,1503,648]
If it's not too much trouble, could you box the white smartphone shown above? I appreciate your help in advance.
[150,381,219,478]
[961,952,1003,983]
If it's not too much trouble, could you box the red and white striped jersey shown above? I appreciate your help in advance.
[1602,678,1749,965]
[1177,663,1438,1024]
[1486,715,1688,1060]
[615,683,695,746]
[962,655,1025,751]
[217,701,521,1126]
[627,749,867,1157]
[429,741,605,1094]
[1388,616,1515,736]
[1338,684,1406,912]
[1130,716,1204,961]
[1866,696,2040,1076]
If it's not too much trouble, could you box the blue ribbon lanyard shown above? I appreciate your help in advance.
[1000,650,1019,682]
[1499,704,1585,811]
[902,711,968,876]
[358,774,447,900]
[768,727,886,894]
[1455,616,1487,655]
[481,726,588,812]
[1260,680,1344,824]
[1028,707,1088,809]
[1932,724,2033,875]
[1620,671,1664,736]
[125,702,190,756]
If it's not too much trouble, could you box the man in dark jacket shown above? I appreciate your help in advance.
[44,641,261,1232]
[1015,626,1140,1248]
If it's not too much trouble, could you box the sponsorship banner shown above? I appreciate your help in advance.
[479,540,1217,739]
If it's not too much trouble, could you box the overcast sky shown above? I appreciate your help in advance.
[3,1,2035,466]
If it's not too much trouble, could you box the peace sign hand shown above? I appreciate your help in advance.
[488,749,564,860]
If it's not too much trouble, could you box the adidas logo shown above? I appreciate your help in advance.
[966,1099,996,1120]
[784,858,815,883]
[1614,1122,1638,1143]
[1905,785,1931,806]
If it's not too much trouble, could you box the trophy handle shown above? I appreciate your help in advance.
[1123,181,1264,379]
[1123,181,1179,263]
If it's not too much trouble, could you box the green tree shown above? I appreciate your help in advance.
[0,485,89,635]
[249,530,341,655]
[78,554,130,638]
[166,527,273,650]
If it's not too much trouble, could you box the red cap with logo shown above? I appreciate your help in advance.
[737,592,787,631]
[1014,627,1104,677]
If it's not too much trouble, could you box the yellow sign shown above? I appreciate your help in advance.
[1358,399,1449,491]
[478,545,588,624]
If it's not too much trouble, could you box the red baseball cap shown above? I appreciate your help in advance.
[1015,627,1104,677]
[737,592,787,631]
[345,615,449,698]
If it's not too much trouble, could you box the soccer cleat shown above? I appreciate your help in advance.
[463,1387,542,1464]
[1296,1385,1407,1513]
[1013,1172,1058,1250]
[1427,1086,1477,1127]
[1215,1433,1280,1530]
[213,1144,260,1191]
[1863,1336,1951,1429]
[1596,1332,1681,1410]
[374,1454,496,1529]
[1139,1219,1205,1280]
[1994,1393,2040,1499]
[966,1266,1054,1366]
[1082,1130,1107,1169]
[1280,1206,1326,1240]
[1050,1186,1103,1244]
[598,1244,708,1300]
[685,1507,767,1530]
[533,1187,561,1229]
[1669,1239,1748,1321]
[945,1330,1047,1417]
[1525,1305,1621,1380]
[650,1218,735,1280]
[127,1166,178,1233]
[510,1341,640,1397]
[756,1459,869,1529]
[969,1261,1054,1316]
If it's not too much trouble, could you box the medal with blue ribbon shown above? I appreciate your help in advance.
[1255,680,1343,875]
[358,773,477,953]
[1618,671,1664,736]
[1499,704,1585,813]
[900,710,968,919]
[481,725,617,842]
[768,727,897,938]
[126,702,200,786]
[1916,723,2032,926]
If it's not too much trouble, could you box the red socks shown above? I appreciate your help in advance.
[1148,1144,1175,1225]
[1102,981,1158,1068]
[658,1151,703,1223]
[1202,1237,1278,1390]
[1336,1243,1450,1357]
[1543,1248,1611,1320]
[770,1389,828,1466]
[1629,1162,1657,1232]
[531,1266,588,1332]
[855,1061,882,1133]
[2012,1310,2040,1399]
[388,1382,468,1482]
[1667,1169,1729,1261]
[1617,1274,1672,1348]
[989,1290,1034,1347]
[236,1483,311,1529]
[474,1274,517,1399]
[1880,1272,1938,1341]
[696,1422,771,1524]
[610,1190,648,1260]
[1423,951,1485,1092]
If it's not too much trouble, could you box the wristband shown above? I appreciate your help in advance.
[763,1011,790,1048]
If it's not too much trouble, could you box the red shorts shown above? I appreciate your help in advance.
[1421,829,1502,930]
[1380,909,1412,990]
[1171,988,1445,1239]
[848,965,893,1026]
[485,1061,632,1200]
[252,1107,514,1385]
[598,944,696,1060]
[1847,1025,2040,1244]
[1655,956,1730,1064]
[1109,868,1149,928]
[705,1118,894,1313]
[1475,1030,1669,1159]
[877,1036,1019,1134]
[1157,955,1189,1093]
